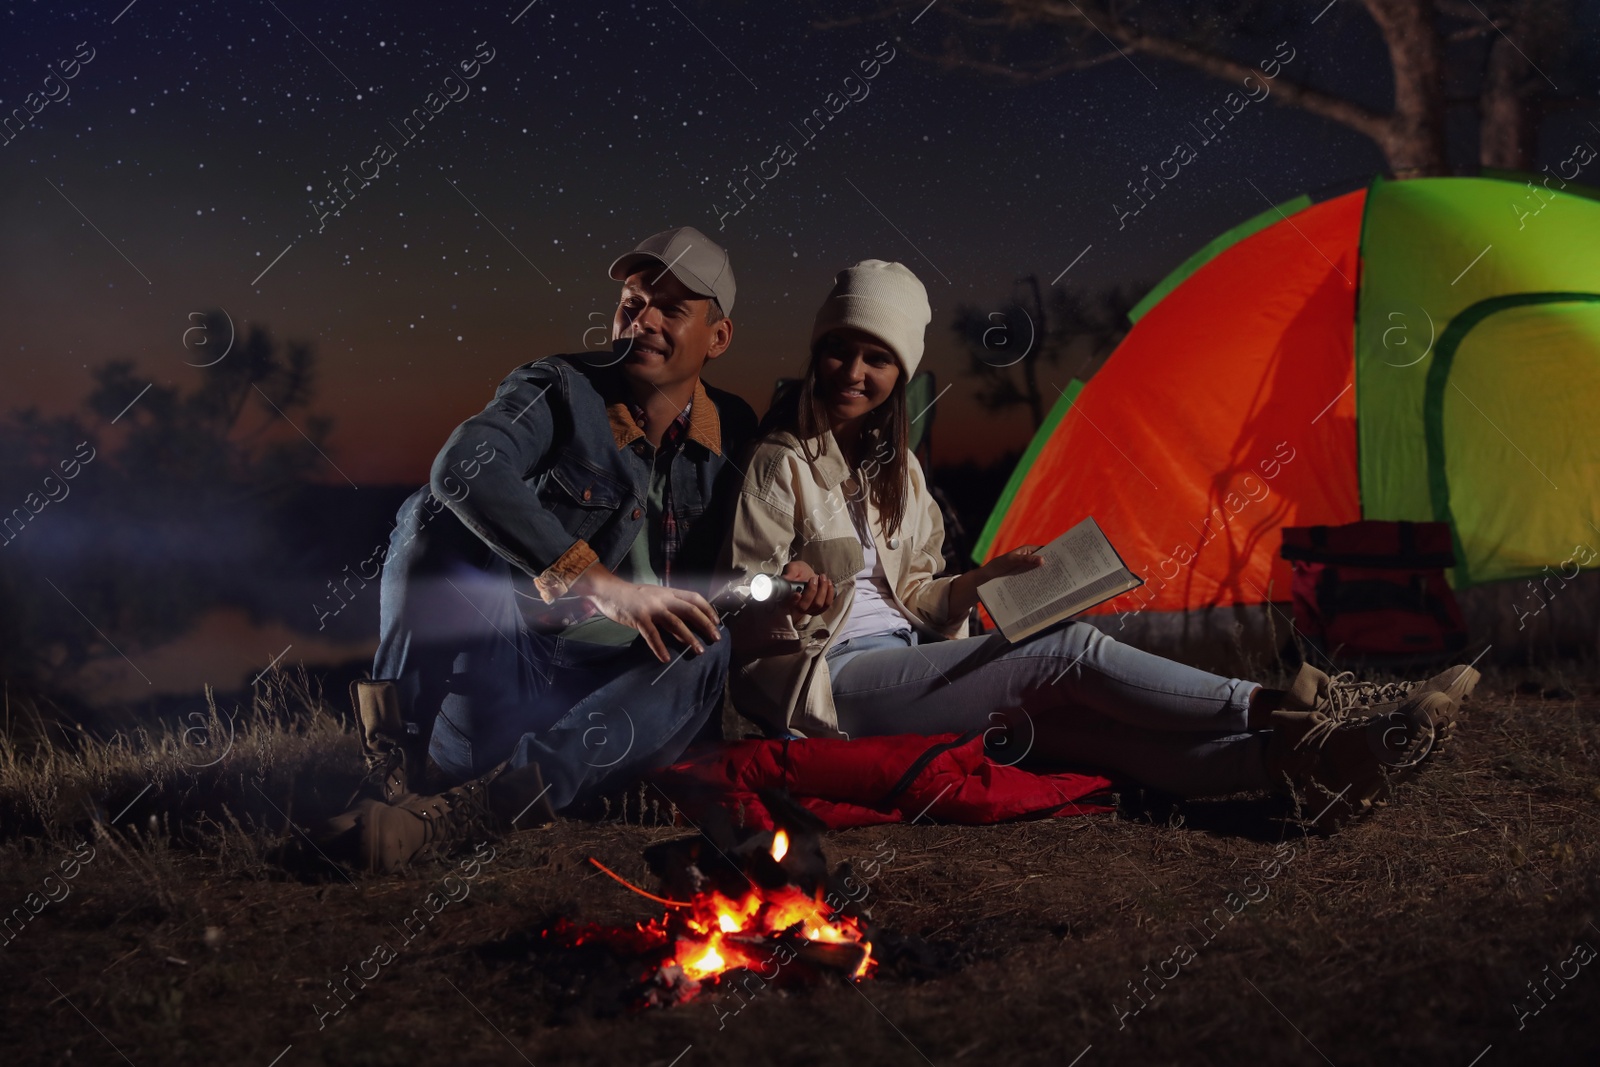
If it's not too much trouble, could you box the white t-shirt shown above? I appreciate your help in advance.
[834,496,913,644]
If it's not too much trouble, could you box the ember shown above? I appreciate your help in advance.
[543,801,883,1008]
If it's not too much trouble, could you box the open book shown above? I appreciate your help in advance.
[976,516,1144,642]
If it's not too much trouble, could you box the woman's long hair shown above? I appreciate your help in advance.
[758,341,911,539]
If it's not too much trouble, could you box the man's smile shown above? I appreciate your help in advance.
[623,338,669,359]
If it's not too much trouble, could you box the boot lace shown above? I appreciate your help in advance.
[389,779,496,864]
[426,776,501,850]
[1293,713,1346,753]
[1326,672,1415,717]
[352,736,411,806]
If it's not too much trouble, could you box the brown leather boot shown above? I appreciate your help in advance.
[486,761,560,830]
[1280,663,1475,754]
[1264,691,1452,833]
[1323,665,1478,745]
[1264,707,1391,834]
[1279,663,1332,712]
[351,680,414,804]
[321,760,557,873]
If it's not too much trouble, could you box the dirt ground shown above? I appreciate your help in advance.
[3,667,1600,1067]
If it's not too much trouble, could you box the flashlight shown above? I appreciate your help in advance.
[748,573,806,603]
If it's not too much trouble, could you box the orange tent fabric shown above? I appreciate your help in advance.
[983,190,1366,619]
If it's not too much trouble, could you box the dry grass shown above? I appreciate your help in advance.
[0,668,361,875]
[2,662,1599,1066]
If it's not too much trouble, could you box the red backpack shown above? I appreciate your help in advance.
[1279,521,1468,659]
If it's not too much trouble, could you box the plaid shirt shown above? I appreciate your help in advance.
[628,400,692,586]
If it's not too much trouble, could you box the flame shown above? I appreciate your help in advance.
[681,942,725,980]
[574,844,877,1002]
[654,884,875,991]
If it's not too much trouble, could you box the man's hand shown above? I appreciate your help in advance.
[946,545,1045,620]
[781,560,835,622]
[570,565,721,663]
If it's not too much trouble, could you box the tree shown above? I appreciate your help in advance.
[1463,0,1579,170]
[818,0,1596,177]
[0,315,335,696]
[953,276,1141,429]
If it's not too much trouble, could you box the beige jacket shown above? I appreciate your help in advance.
[720,429,969,738]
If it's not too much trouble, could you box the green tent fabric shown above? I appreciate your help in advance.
[1357,176,1600,585]
[977,174,1600,617]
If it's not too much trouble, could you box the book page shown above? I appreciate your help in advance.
[978,517,1131,636]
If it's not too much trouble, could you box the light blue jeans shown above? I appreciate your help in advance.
[825,622,1269,798]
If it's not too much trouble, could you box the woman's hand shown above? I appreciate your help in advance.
[982,545,1046,580]
[781,560,835,622]
[945,545,1045,621]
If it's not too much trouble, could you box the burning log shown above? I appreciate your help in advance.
[782,935,872,978]
[546,791,883,1009]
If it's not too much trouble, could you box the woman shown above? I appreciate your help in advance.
[721,259,1476,832]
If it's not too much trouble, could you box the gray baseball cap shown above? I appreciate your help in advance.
[608,226,736,316]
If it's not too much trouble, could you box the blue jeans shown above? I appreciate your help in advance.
[427,629,729,812]
[825,622,1268,798]
[374,525,728,811]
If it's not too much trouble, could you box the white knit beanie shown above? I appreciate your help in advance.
[810,260,931,376]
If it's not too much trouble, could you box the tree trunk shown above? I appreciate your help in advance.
[1361,0,1450,176]
[1480,32,1538,170]
[1476,0,1558,173]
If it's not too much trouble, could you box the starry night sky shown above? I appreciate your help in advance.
[1,0,1435,485]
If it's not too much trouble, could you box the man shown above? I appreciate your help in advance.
[325,226,757,871]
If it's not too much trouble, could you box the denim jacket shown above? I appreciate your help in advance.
[396,355,757,625]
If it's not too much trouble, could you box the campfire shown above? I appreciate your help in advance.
[540,800,881,1009]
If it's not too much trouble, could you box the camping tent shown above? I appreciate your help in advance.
[973,174,1600,620]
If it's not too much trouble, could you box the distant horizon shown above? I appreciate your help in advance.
[6,277,1118,485]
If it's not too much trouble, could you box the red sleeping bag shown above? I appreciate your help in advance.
[650,730,1115,831]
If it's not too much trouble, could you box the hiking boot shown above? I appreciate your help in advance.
[321,760,557,873]
[1363,692,1453,784]
[486,761,560,830]
[1325,665,1478,740]
[351,680,416,804]
[1264,708,1400,834]
[1280,663,1476,752]
[318,797,440,874]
